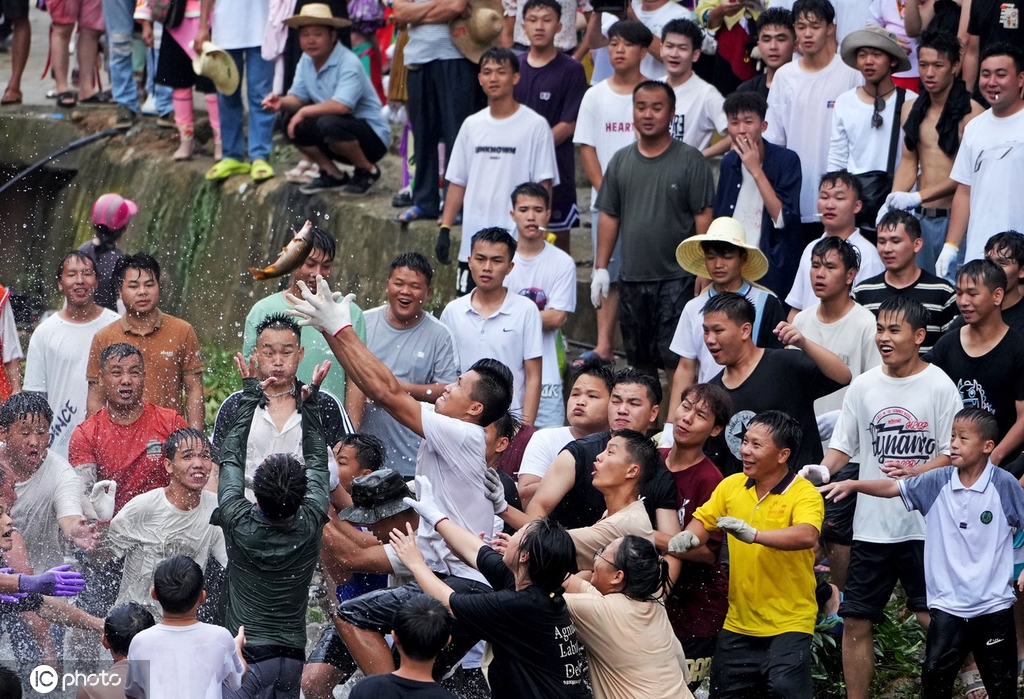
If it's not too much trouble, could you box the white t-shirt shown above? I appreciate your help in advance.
[1,303,22,364]
[786,230,884,311]
[631,0,692,80]
[765,55,863,222]
[574,79,638,209]
[669,73,727,151]
[440,290,544,412]
[734,167,766,249]
[12,451,83,572]
[23,308,121,458]
[828,86,915,173]
[518,426,574,479]
[505,243,577,386]
[125,622,245,699]
[105,489,227,620]
[446,105,559,263]
[765,0,869,41]
[869,0,918,78]
[210,0,268,49]
[828,364,962,543]
[949,108,1024,265]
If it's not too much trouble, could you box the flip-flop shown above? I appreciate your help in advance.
[571,350,614,369]
[56,91,77,108]
[250,158,275,182]
[205,158,251,181]
[79,92,111,104]
[1,90,22,105]
[394,206,436,224]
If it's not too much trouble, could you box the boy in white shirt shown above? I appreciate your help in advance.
[662,18,729,157]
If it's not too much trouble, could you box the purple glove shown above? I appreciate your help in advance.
[0,568,28,604]
[18,564,86,596]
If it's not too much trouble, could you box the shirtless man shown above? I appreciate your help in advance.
[885,30,984,274]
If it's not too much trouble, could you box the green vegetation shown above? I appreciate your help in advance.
[203,345,239,427]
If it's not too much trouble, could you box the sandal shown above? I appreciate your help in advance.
[960,669,987,699]
[571,350,614,369]
[394,206,436,224]
[56,91,77,108]
[250,158,275,182]
[205,157,251,181]
[1,89,23,105]
[285,159,318,184]
[79,92,111,104]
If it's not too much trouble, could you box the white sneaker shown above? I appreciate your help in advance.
[140,93,158,116]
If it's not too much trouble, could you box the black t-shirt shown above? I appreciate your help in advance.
[949,300,1024,338]
[708,348,844,475]
[448,548,589,699]
[79,240,126,312]
[349,674,459,699]
[736,73,769,100]
[927,327,1024,465]
[969,0,1023,62]
[549,431,678,530]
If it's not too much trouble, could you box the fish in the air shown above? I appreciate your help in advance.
[249,220,313,280]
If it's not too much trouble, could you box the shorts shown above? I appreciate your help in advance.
[617,277,693,372]
[455,261,476,297]
[223,656,303,699]
[709,630,813,699]
[536,383,564,429]
[590,211,622,283]
[1,0,29,21]
[47,0,104,28]
[839,539,928,621]
[292,114,388,164]
[682,635,717,691]
[820,461,859,545]
[306,624,358,675]
[922,607,1018,699]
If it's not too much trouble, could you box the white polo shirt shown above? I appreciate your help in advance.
[899,463,1024,617]
[440,290,543,413]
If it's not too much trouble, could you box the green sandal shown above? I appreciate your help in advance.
[250,158,275,182]
[205,158,251,181]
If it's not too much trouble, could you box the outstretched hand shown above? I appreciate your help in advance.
[285,276,353,337]
[301,360,331,401]
[234,353,275,392]
[389,522,427,570]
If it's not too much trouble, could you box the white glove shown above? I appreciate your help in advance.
[885,191,922,212]
[935,243,960,279]
[483,468,508,515]
[798,463,831,486]
[590,268,610,309]
[402,475,448,528]
[716,516,757,544]
[285,276,353,337]
[816,410,840,441]
[90,480,117,522]
[668,530,700,554]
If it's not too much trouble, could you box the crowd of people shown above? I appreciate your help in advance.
[2,0,1024,696]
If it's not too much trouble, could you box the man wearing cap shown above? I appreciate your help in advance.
[261,4,391,196]
[80,193,136,313]
[663,216,785,442]
[827,25,915,231]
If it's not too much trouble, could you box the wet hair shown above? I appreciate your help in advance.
[957,258,1007,293]
[919,27,961,64]
[981,41,1024,74]
[253,454,307,520]
[811,236,860,274]
[164,428,211,461]
[701,291,756,326]
[876,209,922,241]
[389,252,434,287]
[338,433,387,472]
[877,295,930,332]
[570,359,614,392]
[479,47,520,72]
[723,91,768,121]
[612,535,670,601]
[518,518,578,595]
[470,227,518,259]
[756,7,794,36]
[0,392,53,429]
[153,555,204,614]
[467,359,515,427]
[613,367,662,407]
[104,602,156,657]
[819,170,862,201]
[661,18,703,48]
[392,596,453,662]
[984,231,1024,267]
[255,313,302,343]
[99,342,145,372]
[679,383,732,429]
[510,182,551,209]
[310,226,337,261]
[791,0,834,25]
[609,428,660,490]
[522,0,560,19]
[633,80,676,112]
[114,252,161,285]
[492,411,520,443]
[747,410,802,461]
[953,407,999,444]
[904,30,972,158]
[607,19,653,48]
[0,666,21,699]
[56,250,97,284]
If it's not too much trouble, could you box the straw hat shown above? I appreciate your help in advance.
[450,0,503,64]
[283,3,352,28]
[192,42,240,95]
[840,25,912,74]
[675,217,770,281]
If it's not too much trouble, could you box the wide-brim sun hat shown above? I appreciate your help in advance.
[450,0,503,64]
[283,2,353,28]
[675,216,771,281]
[192,42,240,95]
[840,25,912,74]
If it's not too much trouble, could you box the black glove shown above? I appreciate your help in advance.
[435,226,451,265]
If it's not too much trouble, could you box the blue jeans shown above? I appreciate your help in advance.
[147,45,173,115]
[103,0,139,111]
[219,47,275,161]
[915,212,950,276]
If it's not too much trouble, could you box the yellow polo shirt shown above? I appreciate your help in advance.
[693,472,824,637]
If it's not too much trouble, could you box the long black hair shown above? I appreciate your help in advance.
[611,535,670,602]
